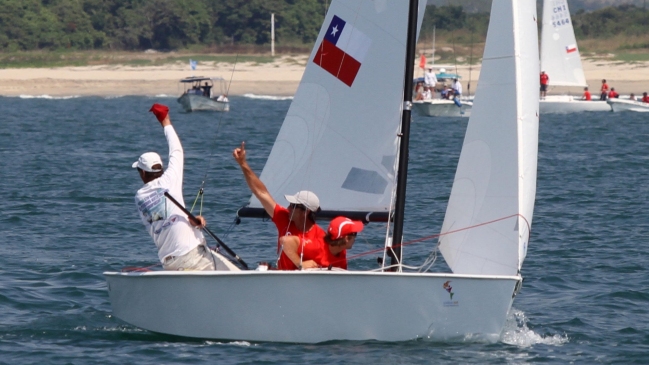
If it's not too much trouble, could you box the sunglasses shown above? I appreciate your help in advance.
[288,203,307,211]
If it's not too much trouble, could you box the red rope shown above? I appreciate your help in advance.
[342,213,530,264]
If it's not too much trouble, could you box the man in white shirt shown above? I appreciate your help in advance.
[452,78,463,97]
[133,103,235,271]
[424,68,438,90]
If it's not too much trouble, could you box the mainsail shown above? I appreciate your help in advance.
[247,1,427,214]
[439,0,540,276]
[540,0,587,87]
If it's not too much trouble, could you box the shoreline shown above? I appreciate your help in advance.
[0,58,648,97]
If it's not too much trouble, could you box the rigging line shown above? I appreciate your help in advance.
[191,54,240,206]
[330,213,526,266]
[468,26,474,98]
[446,0,460,77]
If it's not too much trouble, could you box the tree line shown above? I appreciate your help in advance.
[0,1,647,52]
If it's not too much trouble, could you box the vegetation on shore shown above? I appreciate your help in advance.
[0,2,648,68]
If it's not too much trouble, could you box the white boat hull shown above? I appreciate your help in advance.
[607,98,649,113]
[104,270,519,343]
[539,95,610,114]
[412,99,473,117]
[177,94,229,112]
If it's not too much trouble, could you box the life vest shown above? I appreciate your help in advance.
[540,74,549,85]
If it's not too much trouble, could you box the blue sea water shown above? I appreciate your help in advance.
[1,95,648,364]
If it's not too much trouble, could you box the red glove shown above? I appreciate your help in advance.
[149,103,169,122]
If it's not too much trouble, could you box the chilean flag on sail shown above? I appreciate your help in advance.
[565,44,577,53]
[313,15,372,87]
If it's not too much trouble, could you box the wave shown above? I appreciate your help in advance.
[17,95,81,100]
[242,93,293,101]
[501,308,569,347]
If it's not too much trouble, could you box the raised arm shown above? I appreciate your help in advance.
[232,141,277,217]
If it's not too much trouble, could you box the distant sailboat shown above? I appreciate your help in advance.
[539,0,610,113]
[105,0,539,343]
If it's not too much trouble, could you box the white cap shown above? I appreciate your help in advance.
[285,190,320,212]
[132,152,163,172]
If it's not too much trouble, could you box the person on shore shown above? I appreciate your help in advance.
[540,71,549,99]
[232,142,326,270]
[279,216,364,270]
[642,92,649,103]
[133,103,233,271]
[600,79,609,100]
[582,87,591,101]
[424,67,438,89]
[608,87,619,99]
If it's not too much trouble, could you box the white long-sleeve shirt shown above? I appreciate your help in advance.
[134,125,204,262]
[424,71,438,87]
[453,80,463,95]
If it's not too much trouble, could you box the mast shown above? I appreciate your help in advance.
[389,0,419,270]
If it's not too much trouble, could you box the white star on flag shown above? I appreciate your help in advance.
[331,25,339,37]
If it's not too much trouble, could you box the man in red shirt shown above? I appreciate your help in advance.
[233,142,326,270]
[600,79,609,100]
[642,92,649,103]
[540,71,549,99]
[608,87,619,99]
[582,87,591,101]
[280,216,364,270]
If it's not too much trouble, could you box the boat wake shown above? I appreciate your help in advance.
[242,93,293,101]
[500,308,569,347]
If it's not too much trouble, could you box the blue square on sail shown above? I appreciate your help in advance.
[324,15,346,45]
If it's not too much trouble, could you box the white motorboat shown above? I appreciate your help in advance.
[539,0,609,113]
[177,76,229,112]
[105,0,539,343]
[608,98,649,113]
[413,99,472,117]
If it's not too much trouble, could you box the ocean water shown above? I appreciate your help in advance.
[1,95,648,364]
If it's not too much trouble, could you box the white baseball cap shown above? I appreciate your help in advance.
[132,152,163,172]
[285,190,320,212]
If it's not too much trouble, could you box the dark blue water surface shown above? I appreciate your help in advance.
[1,95,648,364]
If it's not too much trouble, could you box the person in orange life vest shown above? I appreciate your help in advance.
[279,216,364,270]
[642,92,649,103]
[232,142,326,268]
[582,87,591,101]
[608,87,619,99]
[540,71,549,99]
[600,79,609,100]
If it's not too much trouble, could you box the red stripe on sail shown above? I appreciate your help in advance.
[313,39,361,87]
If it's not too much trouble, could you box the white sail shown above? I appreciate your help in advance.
[249,1,427,213]
[540,0,587,87]
[439,0,539,276]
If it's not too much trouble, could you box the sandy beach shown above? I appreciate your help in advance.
[0,55,648,97]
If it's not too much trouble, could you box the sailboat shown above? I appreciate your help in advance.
[104,0,539,343]
[539,0,610,113]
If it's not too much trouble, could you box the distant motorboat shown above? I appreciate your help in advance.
[177,76,229,112]
[607,98,649,113]
[412,98,472,117]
